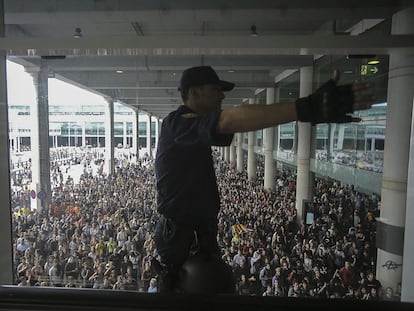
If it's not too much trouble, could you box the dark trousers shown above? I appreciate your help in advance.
[153,215,220,292]
[154,215,220,266]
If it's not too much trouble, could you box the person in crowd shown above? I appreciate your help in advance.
[233,257,250,284]
[80,259,94,288]
[153,65,374,293]
[147,277,158,293]
[90,263,105,289]
[17,275,29,286]
[124,273,139,291]
[236,274,254,296]
[140,261,152,292]
[309,267,328,298]
[382,286,399,301]
[287,279,305,298]
[64,255,79,282]
[65,275,78,288]
[16,256,30,279]
[364,286,380,301]
[48,257,63,287]
[337,260,356,289]
[259,262,273,293]
[262,285,274,297]
[365,270,383,296]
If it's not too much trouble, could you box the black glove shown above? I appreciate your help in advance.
[296,79,354,125]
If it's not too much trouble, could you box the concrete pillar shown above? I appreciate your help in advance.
[377,7,414,303]
[229,138,236,170]
[224,146,230,163]
[336,124,345,150]
[220,147,225,160]
[329,124,335,156]
[82,120,86,146]
[146,113,152,158]
[0,0,13,284]
[154,116,160,154]
[264,87,276,192]
[296,66,313,225]
[104,98,114,175]
[247,98,256,181]
[273,87,281,158]
[236,133,244,172]
[133,109,139,160]
[16,137,20,152]
[26,64,51,216]
[123,121,127,148]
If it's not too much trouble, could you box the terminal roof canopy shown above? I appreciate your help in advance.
[2,0,412,119]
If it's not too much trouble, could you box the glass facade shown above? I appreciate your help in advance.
[7,65,156,152]
[264,55,388,194]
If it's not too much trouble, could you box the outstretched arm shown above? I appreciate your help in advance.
[216,71,375,134]
[217,100,297,134]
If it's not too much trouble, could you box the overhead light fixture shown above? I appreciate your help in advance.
[73,27,82,39]
[250,24,258,37]
[116,70,124,74]
[368,60,380,65]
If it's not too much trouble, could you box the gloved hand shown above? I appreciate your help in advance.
[296,71,356,125]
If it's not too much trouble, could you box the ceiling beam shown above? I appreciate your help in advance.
[11,55,314,71]
[51,71,276,89]
[2,34,414,56]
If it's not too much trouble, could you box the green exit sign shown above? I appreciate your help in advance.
[360,64,379,76]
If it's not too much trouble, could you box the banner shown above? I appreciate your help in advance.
[232,223,253,236]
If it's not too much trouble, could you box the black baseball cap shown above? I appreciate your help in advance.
[178,66,235,93]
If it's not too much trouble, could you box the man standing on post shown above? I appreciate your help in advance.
[154,65,374,294]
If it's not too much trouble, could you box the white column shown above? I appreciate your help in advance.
[336,124,345,150]
[247,98,256,181]
[27,67,40,212]
[146,113,152,158]
[229,138,236,170]
[104,98,114,175]
[0,0,13,284]
[133,109,139,160]
[123,121,127,148]
[236,133,244,172]
[224,146,230,162]
[16,137,20,152]
[67,122,71,147]
[264,87,275,192]
[404,85,414,303]
[26,65,51,215]
[274,87,281,155]
[296,66,313,225]
[329,124,336,155]
[82,120,86,146]
[154,116,160,154]
[377,7,414,302]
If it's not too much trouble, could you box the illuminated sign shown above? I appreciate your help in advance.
[361,65,378,76]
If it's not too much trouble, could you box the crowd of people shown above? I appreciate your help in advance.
[11,149,401,301]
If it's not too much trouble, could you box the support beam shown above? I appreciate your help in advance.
[1,34,414,56]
